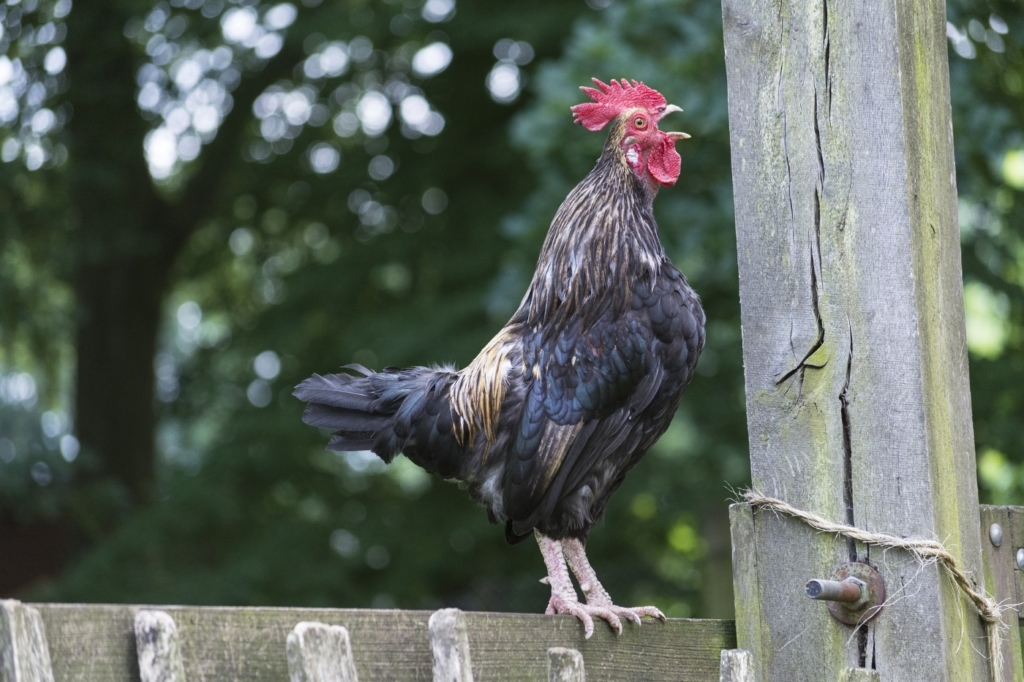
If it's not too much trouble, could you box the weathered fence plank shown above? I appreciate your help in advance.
[133,610,185,682]
[39,605,430,682]
[727,505,771,677]
[982,505,1024,617]
[460,611,730,681]
[546,648,585,682]
[722,0,990,679]
[286,622,359,682]
[979,506,1024,682]
[1009,507,1024,607]
[0,601,54,682]
[31,604,734,682]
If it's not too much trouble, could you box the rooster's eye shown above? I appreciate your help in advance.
[634,117,646,128]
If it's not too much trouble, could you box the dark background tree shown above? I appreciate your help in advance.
[0,0,1019,619]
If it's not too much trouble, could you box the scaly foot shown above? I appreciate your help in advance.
[535,531,664,638]
[565,537,667,631]
[544,588,625,638]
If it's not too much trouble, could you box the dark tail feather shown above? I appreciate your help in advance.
[301,403,390,433]
[294,367,427,462]
[295,371,391,457]
[293,372,377,411]
[297,365,468,481]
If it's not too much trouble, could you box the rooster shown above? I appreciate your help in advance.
[295,79,704,638]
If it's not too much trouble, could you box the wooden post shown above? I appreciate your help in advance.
[0,600,54,682]
[134,610,186,682]
[547,648,585,682]
[978,506,1024,682]
[722,0,991,680]
[719,649,753,682]
[429,608,473,682]
[286,622,359,682]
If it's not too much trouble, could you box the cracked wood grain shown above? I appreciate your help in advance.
[723,0,988,679]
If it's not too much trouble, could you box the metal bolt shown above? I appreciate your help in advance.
[1017,548,1024,571]
[990,523,1004,547]
[806,578,867,607]
[808,562,886,626]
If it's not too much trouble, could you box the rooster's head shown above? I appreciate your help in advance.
[571,78,689,187]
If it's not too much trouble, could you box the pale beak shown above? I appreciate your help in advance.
[659,105,689,140]
[659,104,683,119]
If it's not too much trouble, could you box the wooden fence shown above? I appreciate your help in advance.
[0,601,738,682]
[2,503,1023,681]
[3,504,1018,682]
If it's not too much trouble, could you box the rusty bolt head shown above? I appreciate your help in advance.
[818,562,886,626]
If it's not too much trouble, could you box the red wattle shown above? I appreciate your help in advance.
[647,135,681,186]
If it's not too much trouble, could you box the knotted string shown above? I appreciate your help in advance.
[743,489,1005,680]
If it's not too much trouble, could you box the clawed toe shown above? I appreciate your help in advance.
[614,607,643,626]
[594,603,666,629]
[586,605,623,635]
[547,595,597,638]
[629,605,667,622]
[549,597,664,638]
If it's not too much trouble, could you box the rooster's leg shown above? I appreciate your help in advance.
[562,536,667,630]
[535,530,627,638]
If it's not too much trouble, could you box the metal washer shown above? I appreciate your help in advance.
[827,562,886,626]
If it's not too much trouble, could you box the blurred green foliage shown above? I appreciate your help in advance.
[948,0,1024,504]
[0,0,1021,620]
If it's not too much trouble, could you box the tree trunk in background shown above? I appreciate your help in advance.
[74,260,168,505]
[58,0,290,512]
[64,4,173,507]
[0,518,74,595]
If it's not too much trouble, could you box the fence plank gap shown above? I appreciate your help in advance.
[546,647,584,682]
[0,600,54,682]
[286,622,359,682]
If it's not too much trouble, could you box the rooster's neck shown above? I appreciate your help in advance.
[520,139,665,329]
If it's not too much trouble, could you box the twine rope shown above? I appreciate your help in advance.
[743,489,1006,679]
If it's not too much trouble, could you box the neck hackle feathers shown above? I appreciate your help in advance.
[571,78,667,131]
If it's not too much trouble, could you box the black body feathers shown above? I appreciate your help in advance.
[295,123,705,542]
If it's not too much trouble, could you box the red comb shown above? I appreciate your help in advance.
[571,78,668,131]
